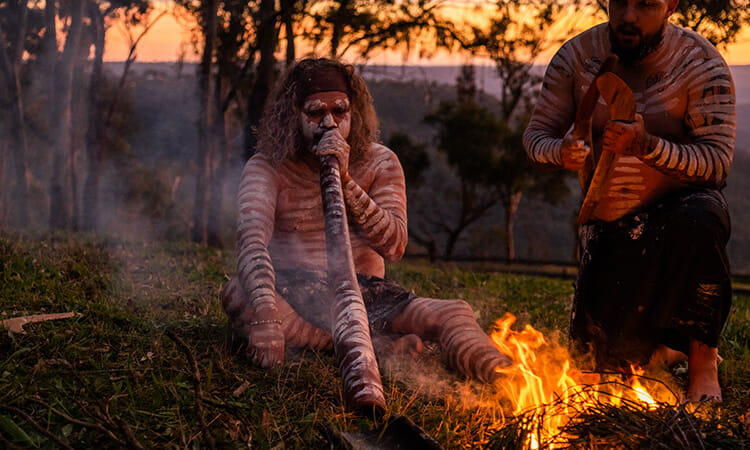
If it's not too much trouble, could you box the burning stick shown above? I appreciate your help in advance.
[319,152,386,416]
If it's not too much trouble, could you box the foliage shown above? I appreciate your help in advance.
[471,0,581,124]
[419,64,570,260]
[0,233,748,448]
[386,130,430,190]
[301,0,464,61]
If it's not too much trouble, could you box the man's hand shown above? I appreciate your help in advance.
[561,131,591,171]
[602,114,654,156]
[246,320,285,368]
[314,128,351,180]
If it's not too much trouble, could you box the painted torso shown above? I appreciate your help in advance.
[271,151,388,276]
[524,23,735,222]
[237,143,407,281]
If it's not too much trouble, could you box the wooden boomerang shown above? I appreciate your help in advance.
[574,54,618,191]
[577,72,637,225]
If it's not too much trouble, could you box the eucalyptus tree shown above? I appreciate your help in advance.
[478,2,580,259]
[81,0,153,231]
[0,0,41,227]
[421,65,508,259]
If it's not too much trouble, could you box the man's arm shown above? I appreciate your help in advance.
[604,57,735,187]
[342,145,408,263]
[642,57,735,186]
[523,46,580,170]
[227,155,284,368]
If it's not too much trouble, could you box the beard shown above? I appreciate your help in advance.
[609,23,666,65]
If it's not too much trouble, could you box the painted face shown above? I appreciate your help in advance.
[608,0,675,63]
[300,91,351,144]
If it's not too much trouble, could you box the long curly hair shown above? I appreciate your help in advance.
[255,58,380,165]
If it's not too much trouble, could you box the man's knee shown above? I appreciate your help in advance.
[393,297,473,337]
[665,206,728,246]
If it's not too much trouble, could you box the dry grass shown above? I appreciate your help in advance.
[1,231,748,448]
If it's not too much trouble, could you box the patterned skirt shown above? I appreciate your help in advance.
[571,188,732,369]
[274,269,416,336]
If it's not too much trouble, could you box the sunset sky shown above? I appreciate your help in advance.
[103,3,750,66]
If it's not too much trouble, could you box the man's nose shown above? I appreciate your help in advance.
[622,2,637,22]
[320,113,337,129]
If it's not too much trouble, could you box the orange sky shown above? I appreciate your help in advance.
[104,4,750,66]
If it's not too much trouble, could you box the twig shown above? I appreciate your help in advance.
[28,397,127,446]
[45,361,146,449]
[114,415,146,450]
[165,329,216,450]
[0,405,73,450]
[0,312,81,334]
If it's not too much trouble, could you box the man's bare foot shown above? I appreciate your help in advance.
[392,334,424,357]
[686,340,722,402]
[647,344,687,370]
[373,334,424,360]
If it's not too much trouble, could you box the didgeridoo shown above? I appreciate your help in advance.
[319,150,386,417]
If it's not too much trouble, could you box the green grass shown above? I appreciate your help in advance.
[1,231,748,448]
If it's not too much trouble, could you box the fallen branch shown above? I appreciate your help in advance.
[1,312,82,334]
[165,329,216,450]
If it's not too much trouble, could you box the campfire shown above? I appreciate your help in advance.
[488,313,681,448]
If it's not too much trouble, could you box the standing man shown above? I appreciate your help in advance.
[222,58,511,383]
[523,0,735,402]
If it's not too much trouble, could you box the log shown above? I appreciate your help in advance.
[319,152,386,417]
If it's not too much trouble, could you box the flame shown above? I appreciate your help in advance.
[489,313,675,448]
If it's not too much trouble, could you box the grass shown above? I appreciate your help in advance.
[1,231,748,449]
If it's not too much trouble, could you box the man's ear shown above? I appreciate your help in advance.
[666,0,679,17]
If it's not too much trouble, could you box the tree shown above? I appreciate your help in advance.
[463,1,580,259]
[80,0,154,232]
[386,130,429,191]
[421,58,571,260]
[42,0,85,230]
[421,65,508,259]
[302,0,463,61]
[0,0,36,227]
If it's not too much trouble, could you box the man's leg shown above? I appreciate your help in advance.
[687,340,722,402]
[390,297,512,382]
[653,190,731,403]
[647,344,687,370]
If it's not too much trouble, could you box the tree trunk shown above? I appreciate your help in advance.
[47,0,85,230]
[329,0,352,58]
[0,4,31,227]
[0,138,6,226]
[81,4,106,231]
[192,0,218,244]
[206,74,227,247]
[280,0,296,64]
[243,0,278,160]
[504,191,523,261]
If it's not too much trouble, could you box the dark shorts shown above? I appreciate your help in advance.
[571,188,732,368]
[274,269,417,335]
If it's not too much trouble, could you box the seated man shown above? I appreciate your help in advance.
[222,57,511,383]
[523,0,735,401]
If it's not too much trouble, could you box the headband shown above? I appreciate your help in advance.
[299,66,351,100]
